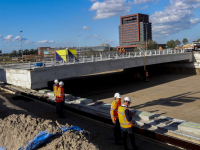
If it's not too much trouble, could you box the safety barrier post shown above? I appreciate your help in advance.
[167,50,169,54]
[155,50,156,55]
[100,54,102,61]
[116,53,118,59]
[51,58,53,66]
[63,59,64,64]
[159,51,160,55]
[108,54,110,59]
[140,52,141,57]
[92,55,94,62]
[150,51,152,56]
[83,56,85,63]
[123,54,124,58]
[129,53,131,58]
[29,61,31,70]
[163,50,165,55]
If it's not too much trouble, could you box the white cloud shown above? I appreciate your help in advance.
[86,34,100,38]
[141,5,148,9]
[102,39,115,43]
[82,26,91,30]
[134,0,154,5]
[3,35,13,42]
[150,0,200,38]
[4,35,13,40]
[183,0,200,4]
[24,40,33,44]
[35,40,55,45]
[90,0,133,20]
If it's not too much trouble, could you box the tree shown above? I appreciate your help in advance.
[182,38,188,45]
[166,40,175,48]
[147,40,159,50]
[17,49,23,56]
[175,39,181,46]
[197,39,200,42]
[11,50,17,57]
[23,49,30,55]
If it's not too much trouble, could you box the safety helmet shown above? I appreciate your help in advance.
[124,97,131,103]
[59,81,64,86]
[54,79,59,83]
[114,93,121,99]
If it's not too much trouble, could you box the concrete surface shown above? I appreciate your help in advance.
[0,52,192,89]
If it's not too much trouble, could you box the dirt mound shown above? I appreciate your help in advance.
[0,114,98,150]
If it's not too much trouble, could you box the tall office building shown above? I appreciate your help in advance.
[117,13,152,51]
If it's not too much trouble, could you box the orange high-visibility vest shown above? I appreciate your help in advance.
[110,100,121,122]
[53,85,59,98]
[118,106,133,128]
[56,87,65,103]
[146,72,149,77]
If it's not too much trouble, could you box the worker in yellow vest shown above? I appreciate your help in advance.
[110,93,122,145]
[56,81,65,118]
[118,97,138,150]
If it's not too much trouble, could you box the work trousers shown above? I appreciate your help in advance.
[56,101,64,117]
[122,127,138,150]
[113,119,122,143]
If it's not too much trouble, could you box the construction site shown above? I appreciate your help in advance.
[0,46,200,150]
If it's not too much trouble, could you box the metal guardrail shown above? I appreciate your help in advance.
[0,49,189,70]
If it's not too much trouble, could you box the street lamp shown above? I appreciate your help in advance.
[20,31,23,57]
[77,35,81,51]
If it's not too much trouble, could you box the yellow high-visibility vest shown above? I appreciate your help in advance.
[118,106,133,128]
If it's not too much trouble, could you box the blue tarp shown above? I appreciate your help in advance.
[0,147,6,150]
[18,126,85,150]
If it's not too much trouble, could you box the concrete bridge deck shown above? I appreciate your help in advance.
[0,50,192,89]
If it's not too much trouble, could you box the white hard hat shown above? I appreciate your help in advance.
[54,79,59,83]
[114,93,121,99]
[124,97,131,103]
[59,81,64,86]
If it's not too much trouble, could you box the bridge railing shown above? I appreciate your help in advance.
[0,49,189,70]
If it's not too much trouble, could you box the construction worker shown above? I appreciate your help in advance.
[118,97,138,150]
[145,70,149,82]
[56,81,65,118]
[53,79,59,97]
[110,93,122,145]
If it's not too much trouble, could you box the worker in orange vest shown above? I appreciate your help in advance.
[118,97,138,150]
[145,70,149,82]
[110,93,122,145]
[56,81,65,118]
[53,79,59,97]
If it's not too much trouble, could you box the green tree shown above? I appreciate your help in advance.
[175,39,181,46]
[23,49,30,55]
[166,40,175,48]
[11,50,17,57]
[182,38,188,45]
[197,39,200,42]
[147,40,159,50]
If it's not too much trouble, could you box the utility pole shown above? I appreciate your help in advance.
[20,31,23,57]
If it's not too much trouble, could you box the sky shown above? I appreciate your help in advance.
[0,0,200,53]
